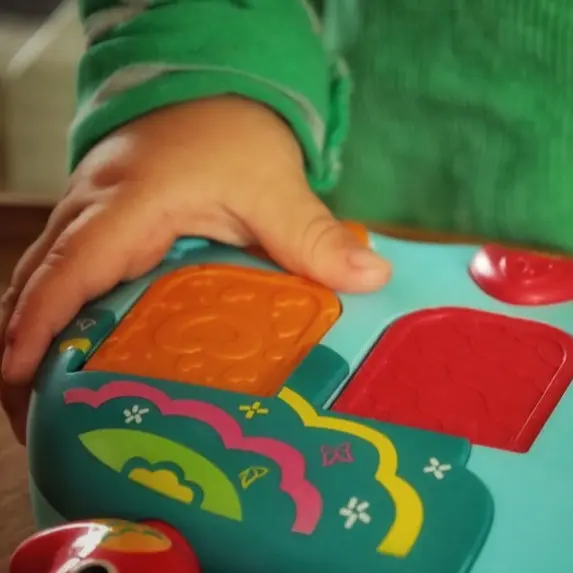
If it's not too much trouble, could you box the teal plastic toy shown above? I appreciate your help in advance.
[15,228,573,573]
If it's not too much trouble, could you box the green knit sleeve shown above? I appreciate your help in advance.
[70,0,351,192]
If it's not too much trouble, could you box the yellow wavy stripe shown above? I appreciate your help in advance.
[278,387,423,557]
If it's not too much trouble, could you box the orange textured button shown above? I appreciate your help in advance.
[85,265,341,396]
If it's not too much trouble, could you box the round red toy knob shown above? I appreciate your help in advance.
[469,244,573,305]
[10,519,201,573]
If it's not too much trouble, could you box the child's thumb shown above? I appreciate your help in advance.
[248,189,392,292]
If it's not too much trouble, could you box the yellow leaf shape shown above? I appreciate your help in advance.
[239,466,269,489]
[59,338,92,354]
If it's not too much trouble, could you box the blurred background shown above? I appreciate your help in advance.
[0,2,70,568]
[0,0,82,204]
[1,0,61,17]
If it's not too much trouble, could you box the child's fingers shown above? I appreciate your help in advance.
[0,199,87,354]
[1,202,176,387]
[0,199,91,443]
[0,235,57,442]
[247,183,391,292]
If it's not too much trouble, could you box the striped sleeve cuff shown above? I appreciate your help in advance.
[70,0,351,192]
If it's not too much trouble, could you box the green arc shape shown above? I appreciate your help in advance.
[79,429,242,521]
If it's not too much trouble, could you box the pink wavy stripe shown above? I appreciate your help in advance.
[64,381,322,534]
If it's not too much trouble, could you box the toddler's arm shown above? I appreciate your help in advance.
[0,1,390,443]
[72,0,341,189]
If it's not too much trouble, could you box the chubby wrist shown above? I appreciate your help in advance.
[73,96,306,194]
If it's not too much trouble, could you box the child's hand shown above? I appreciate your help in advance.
[0,96,390,442]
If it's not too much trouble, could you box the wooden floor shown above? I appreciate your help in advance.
[0,205,50,571]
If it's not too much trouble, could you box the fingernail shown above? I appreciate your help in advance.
[0,287,13,305]
[347,247,390,272]
[0,288,12,320]
[2,344,13,381]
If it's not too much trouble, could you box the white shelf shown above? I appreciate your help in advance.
[0,17,40,72]
[3,1,82,199]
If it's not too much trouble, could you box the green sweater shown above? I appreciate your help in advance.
[72,0,573,251]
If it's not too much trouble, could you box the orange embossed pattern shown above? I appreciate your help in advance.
[85,265,341,396]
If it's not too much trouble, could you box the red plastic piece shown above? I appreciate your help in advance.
[470,244,573,305]
[9,519,201,573]
[333,308,573,452]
